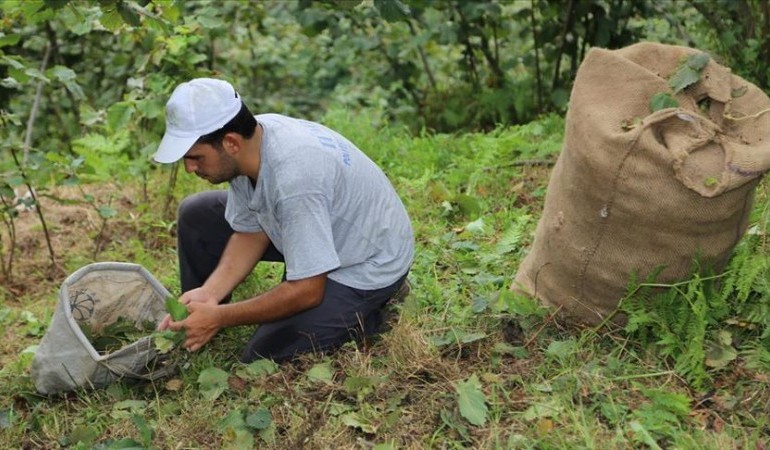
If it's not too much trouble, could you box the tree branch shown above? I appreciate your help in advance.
[15,32,58,276]
[23,41,51,164]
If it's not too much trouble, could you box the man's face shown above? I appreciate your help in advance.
[182,142,240,184]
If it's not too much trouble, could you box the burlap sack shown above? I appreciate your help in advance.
[512,42,770,325]
[30,262,173,395]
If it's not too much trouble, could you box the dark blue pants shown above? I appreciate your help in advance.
[177,191,407,362]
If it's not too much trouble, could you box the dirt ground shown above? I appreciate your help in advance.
[0,184,168,300]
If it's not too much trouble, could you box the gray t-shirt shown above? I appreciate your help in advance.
[224,114,414,290]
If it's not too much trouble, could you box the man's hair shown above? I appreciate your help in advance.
[196,102,257,150]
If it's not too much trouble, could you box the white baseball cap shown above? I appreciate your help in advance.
[153,78,242,163]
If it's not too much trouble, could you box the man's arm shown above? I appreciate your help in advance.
[218,274,326,325]
[194,231,270,303]
[170,273,327,352]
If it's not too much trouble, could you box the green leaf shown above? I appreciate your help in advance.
[165,297,188,321]
[522,400,562,420]
[705,330,738,369]
[650,92,678,112]
[373,442,397,450]
[241,359,277,378]
[218,409,246,431]
[341,412,378,434]
[19,1,54,24]
[156,0,181,22]
[132,414,154,445]
[103,438,143,449]
[195,7,225,29]
[117,0,140,26]
[112,400,147,416]
[686,52,710,71]
[79,103,104,126]
[471,296,488,313]
[68,424,99,445]
[628,420,663,449]
[600,402,629,425]
[58,5,94,35]
[453,194,482,217]
[245,408,272,430]
[99,6,124,31]
[374,0,410,21]
[495,220,527,254]
[0,182,14,199]
[0,33,20,48]
[198,367,229,401]
[223,427,254,450]
[455,374,488,426]
[107,101,133,132]
[668,53,710,94]
[545,339,577,361]
[98,205,117,218]
[460,332,487,344]
[218,410,254,450]
[48,65,76,82]
[464,217,485,234]
[668,67,700,93]
[153,330,178,353]
[306,362,334,383]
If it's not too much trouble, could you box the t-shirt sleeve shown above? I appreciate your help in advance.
[225,182,263,233]
[278,193,341,280]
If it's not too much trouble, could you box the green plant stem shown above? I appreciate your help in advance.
[1,119,57,277]
[23,41,51,165]
[606,371,676,382]
[0,192,16,280]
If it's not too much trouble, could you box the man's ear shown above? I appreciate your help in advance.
[222,133,241,155]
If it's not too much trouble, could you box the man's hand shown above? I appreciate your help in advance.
[167,301,223,352]
[179,287,221,306]
[157,287,220,332]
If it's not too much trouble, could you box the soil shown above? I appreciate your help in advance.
[0,184,172,300]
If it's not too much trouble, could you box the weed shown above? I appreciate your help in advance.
[2,112,769,449]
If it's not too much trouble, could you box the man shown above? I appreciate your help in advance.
[154,78,414,363]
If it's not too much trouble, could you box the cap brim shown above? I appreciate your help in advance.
[153,133,198,163]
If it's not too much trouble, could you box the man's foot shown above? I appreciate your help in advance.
[388,279,411,305]
[381,279,411,330]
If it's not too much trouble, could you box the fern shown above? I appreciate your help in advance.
[630,386,692,443]
[720,239,769,305]
[741,339,770,372]
[621,234,770,389]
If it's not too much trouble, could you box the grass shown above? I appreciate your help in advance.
[1,108,769,448]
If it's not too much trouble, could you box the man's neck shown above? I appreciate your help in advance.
[242,122,263,183]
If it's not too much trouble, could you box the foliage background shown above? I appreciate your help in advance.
[1,0,769,448]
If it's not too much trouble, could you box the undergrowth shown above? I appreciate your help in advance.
[621,205,770,391]
[1,110,769,448]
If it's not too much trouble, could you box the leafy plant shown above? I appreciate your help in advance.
[649,52,710,113]
[455,374,489,426]
[197,367,229,401]
[668,52,710,93]
[164,297,188,321]
[79,317,156,354]
[628,387,691,446]
[621,237,770,389]
[153,297,188,353]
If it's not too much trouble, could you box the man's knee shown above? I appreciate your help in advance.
[178,191,216,224]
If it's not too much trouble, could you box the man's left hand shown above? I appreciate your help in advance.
[168,301,222,352]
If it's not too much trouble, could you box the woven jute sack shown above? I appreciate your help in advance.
[512,42,770,326]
